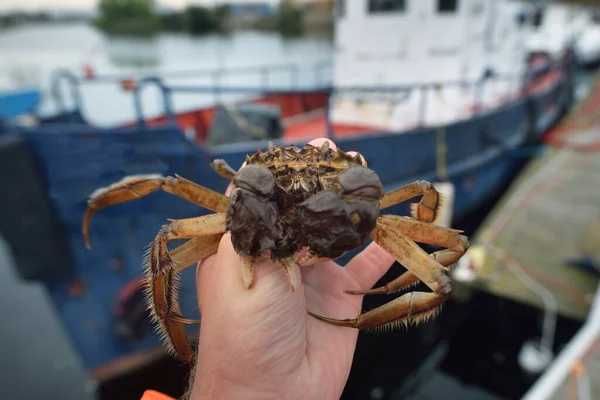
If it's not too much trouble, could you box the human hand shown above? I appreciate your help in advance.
[188,138,396,400]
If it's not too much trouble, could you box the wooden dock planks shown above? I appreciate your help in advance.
[459,76,600,322]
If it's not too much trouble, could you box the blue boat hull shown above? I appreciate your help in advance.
[0,88,41,120]
[0,62,573,371]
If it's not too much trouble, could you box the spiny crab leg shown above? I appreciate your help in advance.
[171,234,225,273]
[308,292,446,330]
[158,234,225,323]
[211,159,238,181]
[346,215,469,295]
[145,214,226,363]
[379,214,469,267]
[83,174,229,248]
[379,181,443,223]
[345,270,421,296]
[309,222,451,330]
[370,222,452,294]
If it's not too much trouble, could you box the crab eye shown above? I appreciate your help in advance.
[339,166,383,201]
[233,164,275,197]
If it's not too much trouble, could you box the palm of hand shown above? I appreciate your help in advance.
[192,234,394,400]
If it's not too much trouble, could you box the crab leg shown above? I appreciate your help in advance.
[345,270,421,296]
[83,174,229,248]
[145,215,226,363]
[171,234,225,272]
[377,215,466,249]
[211,159,238,181]
[344,249,464,296]
[309,222,451,329]
[309,291,446,330]
[370,222,452,294]
[346,215,469,295]
[379,181,442,223]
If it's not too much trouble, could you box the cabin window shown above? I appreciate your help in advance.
[438,0,458,13]
[368,0,406,14]
[516,12,527,28]
[471,1,483,16]
[532,9,543,27]
[336,0,345,18]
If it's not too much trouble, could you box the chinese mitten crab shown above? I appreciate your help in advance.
[82,142,469,362]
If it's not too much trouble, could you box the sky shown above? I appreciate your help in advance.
[0,0,279,12]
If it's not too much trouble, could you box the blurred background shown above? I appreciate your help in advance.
[1,0,600,399]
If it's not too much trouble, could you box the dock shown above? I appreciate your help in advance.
[458,73,600,322]
[451,72,600,399]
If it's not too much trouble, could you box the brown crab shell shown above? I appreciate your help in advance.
[225,142,384,263]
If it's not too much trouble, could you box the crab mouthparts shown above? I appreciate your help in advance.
[294,246,336,267]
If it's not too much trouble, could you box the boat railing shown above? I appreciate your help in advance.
[522,282,600,400]
[50,68,84,121]
[47,52,573,133]
[139,57,569,130]
[81,59,333,89]
[132,77,174,128]
[48,59,332,123]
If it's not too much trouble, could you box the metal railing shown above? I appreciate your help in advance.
[522,283,600,400]
[81,59,333,90]
[47,52,573,132]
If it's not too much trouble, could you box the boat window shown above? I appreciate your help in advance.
[516,11,527,27]
[593,11,600,24]
[470,1,483,16]
[532,9,543,27]
[368,0,406,14]
[438,0,458,13]
[336,0,345,18]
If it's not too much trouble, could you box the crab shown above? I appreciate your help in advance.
[82,141,469,363]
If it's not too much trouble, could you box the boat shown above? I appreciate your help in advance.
[574,8,600,67]
[0,88,42,124]
[0,64,42,126]
[527,2,600,67]
[0,0,576,376]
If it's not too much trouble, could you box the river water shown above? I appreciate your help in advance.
[0,22,333,126]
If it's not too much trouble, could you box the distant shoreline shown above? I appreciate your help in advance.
[0,3,333,39]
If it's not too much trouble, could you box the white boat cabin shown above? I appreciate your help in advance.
[526,2,600,65]
[329,0,534,131]
[526,3,588,58]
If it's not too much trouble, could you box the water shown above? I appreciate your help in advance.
[0,22,333,126]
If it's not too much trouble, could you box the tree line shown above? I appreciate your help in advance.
[95,0,304,37]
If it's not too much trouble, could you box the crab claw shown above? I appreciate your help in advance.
[281,257,301,291]
[294,248,317,267]
[240,255,255,289]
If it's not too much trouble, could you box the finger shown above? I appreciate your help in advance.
[308,137,337,151]
[344,241,396,291]
[346,151,367,166]
[225,181,236,196]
